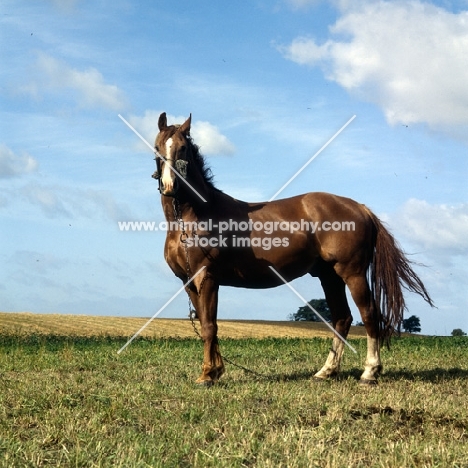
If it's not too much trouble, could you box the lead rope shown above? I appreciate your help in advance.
[172,199,201,339]
[172,198,267,379]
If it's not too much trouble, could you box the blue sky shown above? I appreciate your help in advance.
[1,0,467,335]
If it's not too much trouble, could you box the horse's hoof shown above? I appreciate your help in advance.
[312,376,327,382]
[196,380,214,388]
[359,378,378,386]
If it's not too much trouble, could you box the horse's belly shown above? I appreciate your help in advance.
[217,246,318,289]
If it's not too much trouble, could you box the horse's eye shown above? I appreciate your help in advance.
[155,145,160,152]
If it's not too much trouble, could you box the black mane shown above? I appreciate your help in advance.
[187,136,221,192]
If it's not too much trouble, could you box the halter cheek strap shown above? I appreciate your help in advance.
[152,147,164,193]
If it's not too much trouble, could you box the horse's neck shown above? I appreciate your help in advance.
[160,194,210,223]
[161,190,240,224]
[160,173,213,222]
[161,197,177,222]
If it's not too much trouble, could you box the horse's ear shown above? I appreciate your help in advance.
[179,114,191,136]
[158,112,167,131]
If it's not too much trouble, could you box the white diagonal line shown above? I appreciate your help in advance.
[268,266,357,353]
[268,115,356,202]
[118,113,156,153]
[117,266,206,354]
[118,114,207,203]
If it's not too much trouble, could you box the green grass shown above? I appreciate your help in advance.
[1,334,467,467]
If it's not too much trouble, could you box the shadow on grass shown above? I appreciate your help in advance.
[381,367,468,382]
[228,366,468,384]
[223,362,317,383]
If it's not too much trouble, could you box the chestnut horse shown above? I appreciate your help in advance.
[153,112,433,385]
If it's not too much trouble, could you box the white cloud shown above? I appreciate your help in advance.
[392,199,468,252]
[191,121,236,155]
[21,183,71,218]
[127,110,161,147]
[280,1,468,133]
[128,110,235,156]
[32,53,127,111]
[387,199,468,334]
[7,182,133,221]
[0,144,38,179]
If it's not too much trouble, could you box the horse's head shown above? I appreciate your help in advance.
[154,112,191,197]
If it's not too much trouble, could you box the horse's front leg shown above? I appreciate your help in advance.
[189,275,224,386]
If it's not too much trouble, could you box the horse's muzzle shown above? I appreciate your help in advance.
[153,159,188,197]
[160,176,180,197]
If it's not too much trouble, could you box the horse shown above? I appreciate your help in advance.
[152,112,434,386]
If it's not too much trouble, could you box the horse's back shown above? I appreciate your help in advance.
[240,191,374,269]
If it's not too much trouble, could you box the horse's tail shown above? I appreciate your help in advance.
[362,205,434,341]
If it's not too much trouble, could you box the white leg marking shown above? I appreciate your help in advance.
[314,335,345,379]
[360,335,381,381]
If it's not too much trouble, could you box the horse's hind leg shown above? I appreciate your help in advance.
[313,266,353,380]
[345,273,382,383]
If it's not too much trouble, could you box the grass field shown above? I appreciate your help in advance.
[1,313,467,467]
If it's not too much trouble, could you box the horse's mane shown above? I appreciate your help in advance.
[187,136,221,192]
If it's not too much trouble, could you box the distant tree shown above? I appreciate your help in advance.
[451,328,467,337]
[355,321,365,326]
[289,299,332,322]
[402,315,421,333]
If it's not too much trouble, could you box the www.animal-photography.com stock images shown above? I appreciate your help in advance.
[1,1,467,467]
